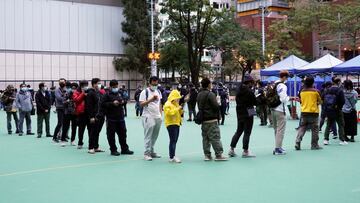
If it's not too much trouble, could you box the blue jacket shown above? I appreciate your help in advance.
[16,90,33,112]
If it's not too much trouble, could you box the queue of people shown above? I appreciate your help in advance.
[0,73,358,164]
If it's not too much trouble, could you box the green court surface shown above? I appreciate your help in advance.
[0,103,359,203]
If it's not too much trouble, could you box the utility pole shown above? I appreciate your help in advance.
[337,12,342,60]
[260,0,266,57]
[150,0,157,76]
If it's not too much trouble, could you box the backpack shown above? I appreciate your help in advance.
[323,90,338,115]
[64,93,76,115]
[122,91,129,100]
[266,82,282,108]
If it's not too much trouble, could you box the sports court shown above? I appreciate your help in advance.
[0,103,359,203]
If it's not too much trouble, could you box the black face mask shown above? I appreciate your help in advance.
[59,83,65,88]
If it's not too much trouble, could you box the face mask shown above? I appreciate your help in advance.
[59,83,65,88]
[66,88,72,93]
[21,87,27,92]
[97,84,102,89]
[111,88,119,93]
[82,87,88,91]
[150,85,158,91]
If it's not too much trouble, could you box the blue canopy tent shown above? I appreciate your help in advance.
[332,55,360,74]
[295,54,343,75]
[260,55,309,77]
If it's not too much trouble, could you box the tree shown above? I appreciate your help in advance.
[160,0,222,86]
[323,2,360,58]
[208,12,262,81]
[113,0,156,79]
[158,41,189,81]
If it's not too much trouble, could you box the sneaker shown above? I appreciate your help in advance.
[333,135,338,140]
[151,153,161,158]
[60,141,66,147]
[311,145,323,150]
[144,155,153,161]
[8,131,12,135]
[242,151,256,158]
[77,145,83,149]
[349,138,355,143]
[323,140,329,145]
[15,130,20,134]
[53,139,59,143]
[111,151,121,156]
[121,150,134,155]
[27,132,35,135]
[169,157,182,163]
[339,141,348,145]
[88,149,96,154]
[19,133,23,136]
[70,141,76,146]
[187,119,192,122]
[95,148,105,153]
[295,142,301,151]
[37,135,42,138]
[214,155,228,161]
[204,155,213,161]
[273,148,286,155]
[228,149,237,157]
[46,134,53,138]
[280,148,287,153]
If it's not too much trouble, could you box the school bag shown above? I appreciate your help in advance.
[266,82,283,108]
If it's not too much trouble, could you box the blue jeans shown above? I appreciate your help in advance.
[167,125,180,159]
[19,110,32,134]
[7,112,19,133]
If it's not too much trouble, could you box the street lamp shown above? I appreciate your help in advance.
[259,0,267,57]
[150,0,157,76]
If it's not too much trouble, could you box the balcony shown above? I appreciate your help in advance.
[237,0,289,13]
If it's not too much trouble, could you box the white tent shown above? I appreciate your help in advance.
[295,54,343,75]
[260,55,309,76]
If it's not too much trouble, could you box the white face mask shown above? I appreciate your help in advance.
[97,84,102,89]
[150,85,158,91]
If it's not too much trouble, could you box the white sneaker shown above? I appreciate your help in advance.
[323,140,329,145]
[151,153,161,158]
[339,141,348,145]
[169,157,182,163]
[60,141,66,147]
[88,149,96,154]
[71,141,76,146]
[144,155,153,161]
[228,149,237,157]
[242,151,256,158]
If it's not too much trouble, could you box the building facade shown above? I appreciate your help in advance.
[0,0,142,90]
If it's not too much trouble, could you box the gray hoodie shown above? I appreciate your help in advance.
[342,90,358,113]
[55,87,66,109]
[16,90,33,112]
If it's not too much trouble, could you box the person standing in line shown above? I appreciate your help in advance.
[73,80,89,149]
[120,85,129,117]
[342,80,358,142]
[134,86,143,118]
[53,78,67,142]
[218,83,228,125]
[295,77,323,151]
[16,84,34,136]
[256,81,268,126]
[139,76,163,161]
[101,80,134,156]
[323,77,346,145]
[86,78,106,154]
[60,82,77,146]
[270,71,290,155]
[197,78,227,161]
[187,83,198,122]
[319,82,338,138]
[35,83,52,138]
[163,90,183,163]
[1,85,20,135]
[228,75,257,158]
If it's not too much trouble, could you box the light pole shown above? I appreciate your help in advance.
[260,0,266,57]
[150,0,157,76]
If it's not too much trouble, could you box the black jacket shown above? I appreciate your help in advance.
[101,91,125,122]
[188,88,198,106]
[35,91,51,114]
[236,84,257,119]
[86,88,103,119]
[197,89,219,121]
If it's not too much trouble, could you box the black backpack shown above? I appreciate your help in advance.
[266,82,283,108]
[323,90,338,116]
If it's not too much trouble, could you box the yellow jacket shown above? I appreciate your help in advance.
[299,88,322,114]
[163,90,183,127]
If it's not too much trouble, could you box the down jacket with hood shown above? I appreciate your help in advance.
[163,90,183,127]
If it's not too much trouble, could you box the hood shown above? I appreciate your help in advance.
[168,90,182,102]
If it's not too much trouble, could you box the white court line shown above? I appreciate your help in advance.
[0,151,201,178]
